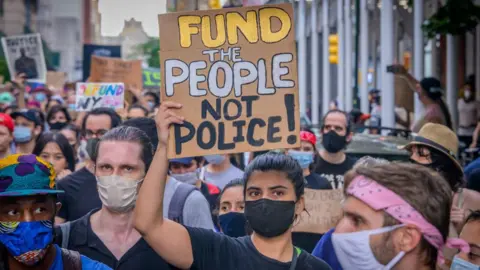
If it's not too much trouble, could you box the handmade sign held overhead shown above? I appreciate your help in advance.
[1,33,47,82]
[83,44,121,81]
[143,68,161,90]
[159,3,300,158]
[75,82,125,112]
[46,71,66,93]
[293,189,344,234]
[89,56,142,89]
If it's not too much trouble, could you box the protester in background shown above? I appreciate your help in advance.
[143,91,160,112]
[452,210,480,268]
[312,156,390,270]
[134,101,331,270]
[56,108,121,224]
[457,81,480,147]
[33,132,75,179]
[333,163,467,270]
[127,104,149,119]
[45,94,65,112]
[47,105,71,131]
[60,124,81,163]
[11,109,42,154]
[169,156,220,216]
[122,117,215,230]
[315,110,356,189]
[0,113,14,159]
[368,89,381,131]
[0,92,15,111]
[55,126,172,269]
[0,154,110,270]
[200,154,244,190]
[216,178,249,237]
[288,130,331,190]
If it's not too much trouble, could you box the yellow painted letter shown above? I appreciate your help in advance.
[201,15,226,48]
[226,11,258,45]
[178,16,201,48]
[259,8,291,43]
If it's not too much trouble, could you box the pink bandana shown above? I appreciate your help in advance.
[347,175,470,264]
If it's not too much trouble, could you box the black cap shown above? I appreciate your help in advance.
[11,109,41,126]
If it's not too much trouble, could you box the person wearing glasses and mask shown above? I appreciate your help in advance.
[55,108,121,224]
[314,110,356,189]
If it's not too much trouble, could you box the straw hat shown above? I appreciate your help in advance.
[400,123,462,172]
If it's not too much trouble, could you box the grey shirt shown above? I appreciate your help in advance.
[163,177,214,230]
[201,165,244,190]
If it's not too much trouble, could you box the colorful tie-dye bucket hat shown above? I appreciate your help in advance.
[0,154,63,197]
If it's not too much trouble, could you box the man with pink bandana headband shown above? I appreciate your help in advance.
[332,162,469,270]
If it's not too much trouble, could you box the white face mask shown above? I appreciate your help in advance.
[97,175,143,213]
[465,90,472,100]
[332,225,406,270]
[171,171,198,185]
[205,154,226,165]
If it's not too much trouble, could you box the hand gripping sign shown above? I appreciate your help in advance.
[159,3,300,158]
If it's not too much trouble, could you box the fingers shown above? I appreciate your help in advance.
[160,101,182,110]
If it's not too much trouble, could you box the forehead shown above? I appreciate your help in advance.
[246,171,294,190]
[460,220,480,244]
[129,108,146,115]
[42,142,62,153]
[60,129,75,139]
[97,141,143,166]
[300,140,314,148]
[0,195,53,206]
[52,111,66,117]
[221,186,244,202]
[0,125,10,134]
[14,116,34,125]
[324,112,347,127]
[85,114,111,130]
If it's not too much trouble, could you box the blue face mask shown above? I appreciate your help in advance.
[147,101,155,110]
[0,220,53,266]
[218,212,247,238]
[68,103,76,110]
[13,126,32,143]
[288,150,314,169]
[205,154,226,165]
[35,93,47,102]
[451,256,480,270]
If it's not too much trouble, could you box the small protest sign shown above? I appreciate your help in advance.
[159,3,300,158]
[83,44,121,81]
[1,33,47,82]
[89,56,142,89]
[46,71,66,93]
[293,189,344,234]
[75,82,125,112]
[143,68,161,90]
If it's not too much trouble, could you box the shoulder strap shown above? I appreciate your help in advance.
[457,188,465,208]
[168,184,197,224]
[61,248,82,270]
[289,247,301,270]
[59,222,71,249]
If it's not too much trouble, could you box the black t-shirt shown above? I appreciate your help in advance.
[186,227,331,270]
[305,173,333,190]
[314,155,356,189]
[57,167,102,221]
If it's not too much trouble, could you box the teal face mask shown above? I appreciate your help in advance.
[288,150,314,169]
[451,256,480,270]
[35,93,47,102]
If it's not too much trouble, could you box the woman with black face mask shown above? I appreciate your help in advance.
[46,105,71,131]
[134,102,331,270]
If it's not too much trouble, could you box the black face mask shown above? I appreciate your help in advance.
[218,212,247,238]
[86,138,100,159]
[49,122,68,131]
[244,199,295,238]
[322,130,347,153]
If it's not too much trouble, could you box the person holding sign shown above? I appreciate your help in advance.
[134,102,331,270]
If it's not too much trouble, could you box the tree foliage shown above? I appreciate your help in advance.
[421,0,480,39]
[136,38,160,68]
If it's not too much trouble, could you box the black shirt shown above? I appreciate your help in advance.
[57,167,102,221]
[314,155,357,189]
[186,227,331,270]
[54,209,173,270]
[305,173,333,190]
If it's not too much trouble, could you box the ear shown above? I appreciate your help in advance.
[295,195,305,217]
[346,131,354,143]
[55,202,62,213]
[33,126,42,136]
[395,224,423,253]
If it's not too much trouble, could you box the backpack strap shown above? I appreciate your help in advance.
[168,184,197,224]
[59,222,71,249]
[60,248,82,270]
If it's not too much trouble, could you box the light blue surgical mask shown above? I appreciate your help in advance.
[13,126,32,143]
[288,150,314,169]
[451,256,480,270]
[204,154,226,165]
[147,101,155,110]
[68,103,76,110]
[35,93,47,102]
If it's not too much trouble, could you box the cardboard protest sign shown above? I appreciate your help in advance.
[395,75,414,112]
[83,44,121,81]
[143,68,161,90]
[1,33,47,82]
[90,56,143,89]
[46,71,66,93]
[159,3,300,158]
[293,189,344,234]
[75,82,125,112]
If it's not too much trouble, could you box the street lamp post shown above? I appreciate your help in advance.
[380,0,395,129]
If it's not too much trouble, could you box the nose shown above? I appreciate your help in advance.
[23,210,33,222]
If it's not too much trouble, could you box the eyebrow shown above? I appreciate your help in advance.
[268,185,288,190]
[343,210,368,225]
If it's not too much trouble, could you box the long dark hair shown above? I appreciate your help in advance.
[420,78,453,130]
[33,132,76,172]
